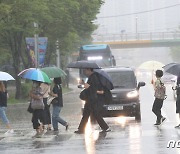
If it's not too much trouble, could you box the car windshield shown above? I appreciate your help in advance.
[107,71,136,88]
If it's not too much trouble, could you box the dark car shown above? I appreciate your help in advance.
[101,67,145,121]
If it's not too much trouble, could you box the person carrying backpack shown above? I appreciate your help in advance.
[152,70,166,126]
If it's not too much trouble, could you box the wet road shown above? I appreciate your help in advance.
[1,47,180,154]
[0,82,180,154]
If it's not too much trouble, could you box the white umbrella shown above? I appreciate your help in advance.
[138,60,164,71]
[0,71,15,81]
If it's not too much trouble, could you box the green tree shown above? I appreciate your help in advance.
[0,0,103,99]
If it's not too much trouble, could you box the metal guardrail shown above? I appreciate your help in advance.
[92,32,180,42]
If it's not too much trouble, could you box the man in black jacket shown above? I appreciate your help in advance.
[74,68,110,134]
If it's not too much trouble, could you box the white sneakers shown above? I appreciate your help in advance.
[4,129,14,136]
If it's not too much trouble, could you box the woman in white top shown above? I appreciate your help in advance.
[41,83,52,131]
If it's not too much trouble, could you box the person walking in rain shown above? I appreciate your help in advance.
[49,77,69,133]
[30,81,45,137]
[0,81,14,135]
[174,75,180,128]
[41,83,52,131]
[74,68,110,134]
[152,70,166,125]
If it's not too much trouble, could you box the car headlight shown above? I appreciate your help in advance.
[112,94,117,98]
[127,90,138,98]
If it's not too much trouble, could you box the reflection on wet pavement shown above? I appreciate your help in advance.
[1,84,180,154]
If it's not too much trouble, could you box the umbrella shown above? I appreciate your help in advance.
[67,60,101,69]
[18,68,51,83]
[0,71,15,81]
[94,69,114,90]
[163,62,180,76]
[41,67,66,78]
[139,60,164,71]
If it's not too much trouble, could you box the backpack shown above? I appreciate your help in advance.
[154,79,167,100]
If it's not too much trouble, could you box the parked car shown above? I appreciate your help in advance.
[80,67,145,121]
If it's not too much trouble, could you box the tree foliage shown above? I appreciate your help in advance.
[0,0,103,99]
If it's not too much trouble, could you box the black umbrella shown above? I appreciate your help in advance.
[163,62,180,76]
[67,60,101,69]
[94,69,114,90]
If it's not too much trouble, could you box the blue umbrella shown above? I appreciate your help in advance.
[94,69,114,90]
[18,68,51,83]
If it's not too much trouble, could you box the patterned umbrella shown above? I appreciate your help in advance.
[18,68,51,83]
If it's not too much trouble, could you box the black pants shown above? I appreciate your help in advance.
[78,102,109,131]
[43,98,51,125]
[152,98,164,122]
[32,109,45,129]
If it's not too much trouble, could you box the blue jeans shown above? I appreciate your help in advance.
[0,107,9,124]
[52,106,67,130]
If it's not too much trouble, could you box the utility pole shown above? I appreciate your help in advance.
[34,22,39,68]
[135,16,138,40]
[56,40,60,68]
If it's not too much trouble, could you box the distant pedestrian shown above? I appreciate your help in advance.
[174,75,180,128]
[0,81,14,135]
[30,81,45,137]
[65,68,70,88]
[41,83,52,131]
[49,77,69,133]
[152,70,166,125]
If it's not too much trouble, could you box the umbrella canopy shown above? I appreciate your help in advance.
[163,62,180,76]
[67,60,101,69]
[18,68,51,83]
[94,69,114,90]
[0,71,15,81]
[139,61,164,71]
[41,67,66,78]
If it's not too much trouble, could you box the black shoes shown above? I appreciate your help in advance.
[161,117,166,124]
[100,128,111,133]
[74,128,111,134]
[74,130,84,134]
[66,124,69,131]
[154,122,161,126]
[154,117,166,126]
[175,124,180,128]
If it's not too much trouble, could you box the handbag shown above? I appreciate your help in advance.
[27,102,33,113]
[47,96,56,105]
[79,89,88,100]
[31,98,44,110]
